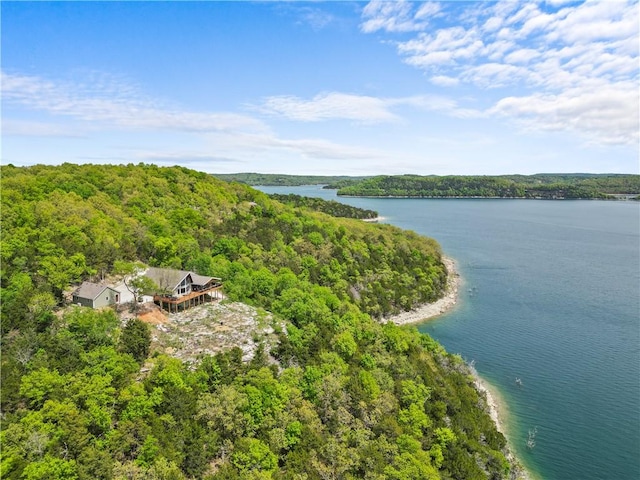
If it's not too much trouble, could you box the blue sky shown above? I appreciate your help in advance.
[2,1,638,175]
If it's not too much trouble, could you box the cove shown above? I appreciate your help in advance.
[258,185,640,480]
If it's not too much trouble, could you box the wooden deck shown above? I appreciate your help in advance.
[153,284,223,313]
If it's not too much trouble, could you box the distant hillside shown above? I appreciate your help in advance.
[268,193,378,219]
[212,172,370,186]
[336,174,640,199]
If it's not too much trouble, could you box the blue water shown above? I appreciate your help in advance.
[259,185,640,480]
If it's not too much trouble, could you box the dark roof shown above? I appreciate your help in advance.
[143,267,219,292]
[74,282,119,300]
[144,267,191,291]
[191,273,221,286]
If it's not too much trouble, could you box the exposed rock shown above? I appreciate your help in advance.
[137,301,282,365]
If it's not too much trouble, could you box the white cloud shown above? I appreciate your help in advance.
[480,1,532,34]
[490,83,639,145]
[504,48,541,64]
[1,71,267,134]
[399,27,488,70]
[519,9,555,36]
[484,39,517,61]
[545,1,638,43]
[463,63,532,88]
[364,0,639,146]
[255,92,400,123]
[545,0,576,6]
[430,75,460,87]
[483,16,504,33]
[133,151,241,165]
[256,92,483,123]
[394,95,484,119]
[1,119,85,137]
[404,50,453,67]
[360,1,440,33]
[208,131,392,162]
[505,3,542,28]
[274,136,386,160]
[415,2,441,20]
[2,70,399,166]
[297,7,335,30]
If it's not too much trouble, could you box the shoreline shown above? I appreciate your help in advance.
[471,369,508,437]
[339,194,634,201]
[362,215,386,223]
[383,256,534,479]
[383,255,461,326]
[473,371,534,480]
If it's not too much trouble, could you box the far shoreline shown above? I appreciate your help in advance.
[338,194,638,201]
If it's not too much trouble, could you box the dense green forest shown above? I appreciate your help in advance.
[1,163,522,479]
[335,174,640,199]
[211,173,370,187]
[268,194,378,220]
[211,172,640,198]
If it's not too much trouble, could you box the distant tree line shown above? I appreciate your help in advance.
[335,174,640,199]
[211,172,371,186]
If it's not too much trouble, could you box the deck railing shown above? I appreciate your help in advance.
[153,284,223,312]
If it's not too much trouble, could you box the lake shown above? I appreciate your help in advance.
[258,185,640,480]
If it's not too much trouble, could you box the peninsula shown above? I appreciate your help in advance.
[2,163,524,480]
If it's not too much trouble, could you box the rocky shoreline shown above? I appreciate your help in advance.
[382,256,533,480]
[383,255,461,326]
[362,215,386,223]
[473,373,533,480]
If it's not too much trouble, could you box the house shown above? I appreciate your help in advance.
[73,282,121,309]
[143,267,222,312]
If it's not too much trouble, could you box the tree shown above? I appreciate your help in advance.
[197,385,252,440]
[113,261,157,315]
[27,292,57,332]
[21,455,78,480]
[38,253,94,298]
[128,275,158,301]
[0,272,35,333]
[119,319,151,364]
[77,447,114,480]
[231,438,277,475]
[66,308,119,350]
[19,368,66,408]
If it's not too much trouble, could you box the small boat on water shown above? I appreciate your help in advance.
[515,377,523,386]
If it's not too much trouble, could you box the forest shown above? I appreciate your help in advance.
[334,174,640,199]
[211,173,370,187]
[1,163,521,479]
[267,194,378,220]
